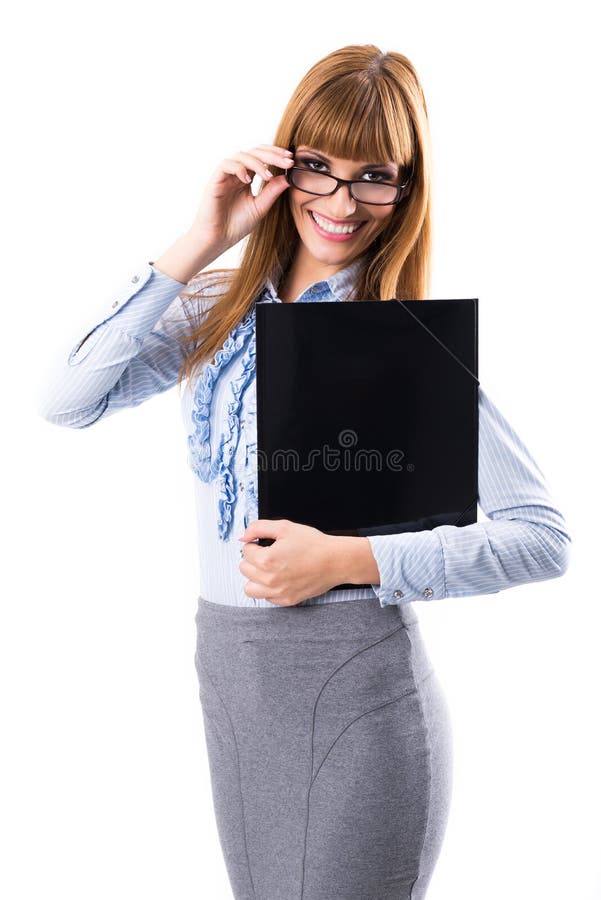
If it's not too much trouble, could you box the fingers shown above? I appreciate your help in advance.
[227,146,294,184]
[239,538,266,560]
[255,144,295,161]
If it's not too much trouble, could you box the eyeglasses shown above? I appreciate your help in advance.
[283,146,413,206]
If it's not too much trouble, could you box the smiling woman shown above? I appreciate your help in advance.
[39,41,571,900]
[163,46,426,373]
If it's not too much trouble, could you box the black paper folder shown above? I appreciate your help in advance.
[255,297,479,591]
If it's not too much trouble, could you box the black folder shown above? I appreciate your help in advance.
[255,297,479,591]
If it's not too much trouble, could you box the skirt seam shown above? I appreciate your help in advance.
[310,670,436,790]
[299,622,409,898]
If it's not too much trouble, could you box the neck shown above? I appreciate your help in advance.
[278,249,355,303]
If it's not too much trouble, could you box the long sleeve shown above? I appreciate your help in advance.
[366,386,572,606]
[38,261,216,428]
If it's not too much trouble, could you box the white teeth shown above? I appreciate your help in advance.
[311,211,362,234]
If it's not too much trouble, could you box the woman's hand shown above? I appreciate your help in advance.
[237,519,350,606]
[188,144,294,256]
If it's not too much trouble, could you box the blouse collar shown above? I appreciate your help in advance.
[262,254,364,304]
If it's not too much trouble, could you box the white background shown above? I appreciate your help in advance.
[3,0,600,897]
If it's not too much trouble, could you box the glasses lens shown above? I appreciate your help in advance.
[290,169,337,195]
[290,168,398,204]
[351,182,399,204]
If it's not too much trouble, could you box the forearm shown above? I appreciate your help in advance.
[152,229,223,284]
[329,510,571,607]
[330,535,381,585]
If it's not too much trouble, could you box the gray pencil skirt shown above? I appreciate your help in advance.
[193,595,453,900]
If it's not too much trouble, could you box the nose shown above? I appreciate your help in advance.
[325,182,359,218]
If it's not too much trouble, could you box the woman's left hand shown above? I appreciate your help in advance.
[237,519,347,606]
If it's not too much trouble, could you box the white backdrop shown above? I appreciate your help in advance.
[3,0,599,897]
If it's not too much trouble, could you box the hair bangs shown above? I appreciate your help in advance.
[292,78,414,171]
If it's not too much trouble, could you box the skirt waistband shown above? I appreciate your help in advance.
[195,595,419,641]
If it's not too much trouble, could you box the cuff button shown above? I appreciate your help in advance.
[393,589,404,599]
[423,587,434,598]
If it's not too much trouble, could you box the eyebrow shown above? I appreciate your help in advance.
[297,148,398,173]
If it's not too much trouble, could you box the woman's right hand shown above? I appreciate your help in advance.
[188,145,294,256]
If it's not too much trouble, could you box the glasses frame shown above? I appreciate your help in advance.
[282,143,414,206]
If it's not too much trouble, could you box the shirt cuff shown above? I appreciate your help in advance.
[105,263,188,338]
[365,529,447,606]
[66,262,188,366]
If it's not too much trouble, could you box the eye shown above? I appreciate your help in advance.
[362,171,388,182]
[296,156,392,182]
[297,157,327,171]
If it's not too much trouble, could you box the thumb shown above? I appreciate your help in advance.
[237,518,288,542]
[253,175,290,219]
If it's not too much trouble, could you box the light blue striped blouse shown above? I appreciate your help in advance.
[39,257,571,607]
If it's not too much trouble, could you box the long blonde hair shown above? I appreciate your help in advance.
[176,43,433,399]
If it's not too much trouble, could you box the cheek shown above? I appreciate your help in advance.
[366,208,396,238]
[372,207,396,225]
[285,192,300,226]
[288,189,305,215]
[354,207,395,233]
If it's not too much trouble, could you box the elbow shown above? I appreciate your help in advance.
[38,404,69,428]
[530,522,572,581]
[494,504,573,584]
[37,400,67,428]
[40,414,92,430]
[38,398,108,429]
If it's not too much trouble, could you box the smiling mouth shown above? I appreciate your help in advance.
[309,210,367,234]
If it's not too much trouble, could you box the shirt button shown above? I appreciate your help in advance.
[111,300,119,308]
[239,483,245,491]
[423,587,434,598]
[131,275,139,283]
[240,419,245,428]
[393,589,404,599]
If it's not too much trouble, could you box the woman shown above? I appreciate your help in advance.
[40,45,571,899]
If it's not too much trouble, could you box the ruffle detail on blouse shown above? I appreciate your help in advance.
[215,325,257,540]
[187,308,254,479]
[187,302,262,541]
